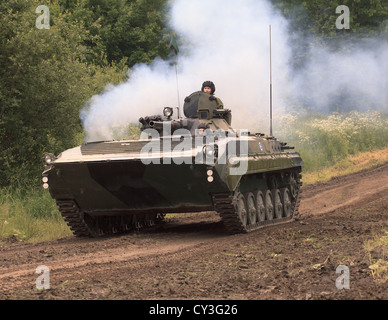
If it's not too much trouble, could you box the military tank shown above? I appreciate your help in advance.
[42,90,303,237]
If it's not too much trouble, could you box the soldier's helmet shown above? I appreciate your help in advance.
[201,81,215,94]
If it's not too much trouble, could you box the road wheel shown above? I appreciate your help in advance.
[281,188,292,217]
[272,189,283,219]
[236,193,248,227]
[264,190,274,220]
[255,190,266,222]
[245,192,257,225]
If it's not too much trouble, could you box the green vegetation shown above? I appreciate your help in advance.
[58,0,171,66]
[0,0,170,189]
[277,111,388,173]
[0,187,73,242]
[271,0,388,70]
[0,0,170,242]
[271,0,388,38]
[0,0,127,188]
[364,230,388,283]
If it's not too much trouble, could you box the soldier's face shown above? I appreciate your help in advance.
[203,86,212,93]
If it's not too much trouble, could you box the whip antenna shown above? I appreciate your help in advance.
[269,24,273,136]
[174,56,181,119]
[170,35,181,119]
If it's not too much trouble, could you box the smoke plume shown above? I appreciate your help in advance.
[80,0,388,142]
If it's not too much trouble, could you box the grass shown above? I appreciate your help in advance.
[0,188,72,243]
[364,230,388,283]
[276,110,388,173]
[301,145,388,185]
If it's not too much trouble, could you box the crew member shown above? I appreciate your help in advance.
[201,81,231,124]
[201,81,223,108]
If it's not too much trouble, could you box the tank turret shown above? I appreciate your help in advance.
[139,91,232,136]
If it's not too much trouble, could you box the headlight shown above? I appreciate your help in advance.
[202,144,218,163]
[203,146,213,157]
[42,175,49,189]
[43,153,56,165]
[163,107,173,118]
[207,169,214,183]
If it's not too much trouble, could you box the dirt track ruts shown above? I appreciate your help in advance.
[1,164,388,300]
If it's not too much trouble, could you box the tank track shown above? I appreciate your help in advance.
[57,174,302,237]
[56,199,164,237]
[212,179,303,234]
[56,200,93,237]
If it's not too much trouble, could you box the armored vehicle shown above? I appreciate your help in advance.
[42,91,303,237]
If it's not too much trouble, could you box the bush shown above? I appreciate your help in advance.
[276,111,388,172]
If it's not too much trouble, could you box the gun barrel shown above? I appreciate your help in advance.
[149,120,183,132]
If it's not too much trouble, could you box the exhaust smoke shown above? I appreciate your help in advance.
[80,0,387,142]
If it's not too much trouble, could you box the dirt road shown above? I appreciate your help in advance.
[0,164,387,301]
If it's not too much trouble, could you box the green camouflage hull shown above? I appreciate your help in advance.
[42,91,303,236]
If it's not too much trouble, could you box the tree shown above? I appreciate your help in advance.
[60,0,171,67]
[270,0,388,37]
[0,0,126,187]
